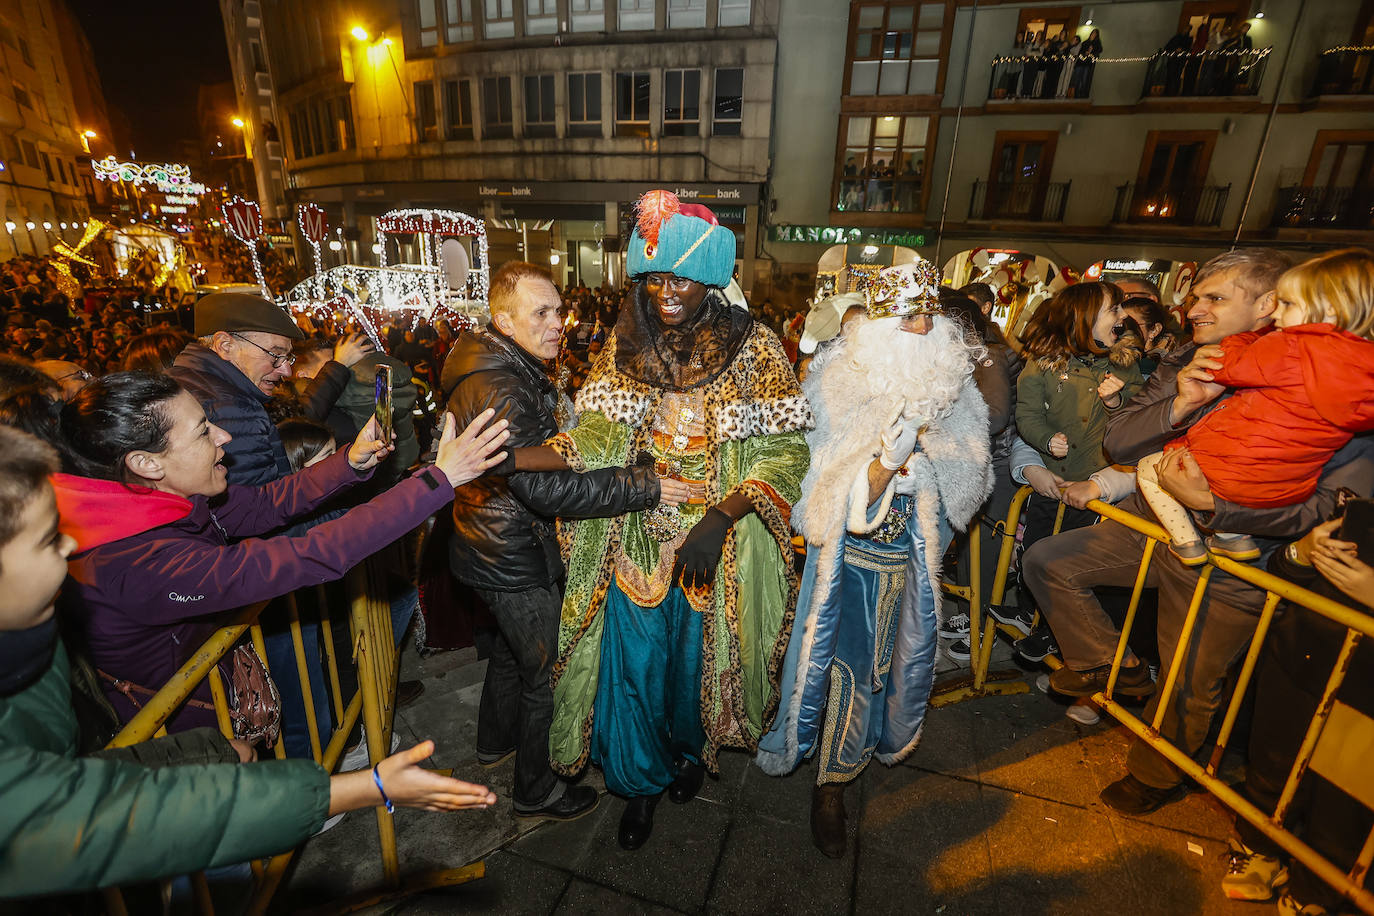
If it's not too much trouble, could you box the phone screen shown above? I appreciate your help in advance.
[374,364,393,443]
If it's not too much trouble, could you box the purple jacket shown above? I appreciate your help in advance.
[55,450,454,729]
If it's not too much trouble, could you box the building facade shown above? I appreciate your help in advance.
[768,0,1374,304]
[0,0,93,257]
[220,0,290,225]
[250,0,777,291]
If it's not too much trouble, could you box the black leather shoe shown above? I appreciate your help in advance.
[810,783,847,858]
[668,759,705,804]
[617,793,661,850]
[1100,774,1187,815]
[514,785,599,821]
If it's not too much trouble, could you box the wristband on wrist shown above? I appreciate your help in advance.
[372,764,396,813]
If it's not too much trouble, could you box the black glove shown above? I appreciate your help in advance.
[672,507,734,589]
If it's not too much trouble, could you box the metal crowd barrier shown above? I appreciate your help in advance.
[97,545,482,915]
[939,486,1374,914]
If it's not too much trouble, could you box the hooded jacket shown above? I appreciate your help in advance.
[54,449,454,729]
[1177,323,1374,506]
[0,640,328,897]
[1015,335,1146,482]
[440,328,659,592]
[169,342,292,486]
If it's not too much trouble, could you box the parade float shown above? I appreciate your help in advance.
[280,206,492,347]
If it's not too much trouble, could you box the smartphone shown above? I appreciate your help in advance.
[374,364,393,443]
[1338,498,1374,566]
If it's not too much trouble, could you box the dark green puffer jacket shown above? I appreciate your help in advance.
[0,640,329,898]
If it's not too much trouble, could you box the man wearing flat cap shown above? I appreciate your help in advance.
[169,292,305,486]
[532,191,812,850]
[755,259,992,858]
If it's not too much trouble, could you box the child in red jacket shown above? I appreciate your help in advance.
[1137,248,1374,564]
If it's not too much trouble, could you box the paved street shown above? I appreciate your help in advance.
[280,639,1257,916]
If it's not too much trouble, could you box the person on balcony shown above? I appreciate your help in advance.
[1073,28,1103,98]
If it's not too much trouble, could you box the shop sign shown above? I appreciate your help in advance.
[768,224,927,248]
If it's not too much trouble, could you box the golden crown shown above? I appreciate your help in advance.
[864,258,942,319]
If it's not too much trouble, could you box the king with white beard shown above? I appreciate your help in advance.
[755,259,993,858]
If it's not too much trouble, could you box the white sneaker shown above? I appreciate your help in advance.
[1222,839,1288,901]
[1065,700,1100,725]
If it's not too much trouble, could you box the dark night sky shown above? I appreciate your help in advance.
[67,0,232,160]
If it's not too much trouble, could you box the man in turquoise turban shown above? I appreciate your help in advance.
[543,191,811,849]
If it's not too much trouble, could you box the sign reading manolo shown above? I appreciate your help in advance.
[768,224,928,248]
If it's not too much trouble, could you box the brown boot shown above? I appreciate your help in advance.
[810,783,847,858]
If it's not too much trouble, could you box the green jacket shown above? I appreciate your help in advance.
[0,641,330,898]
[1016,352,1144,481]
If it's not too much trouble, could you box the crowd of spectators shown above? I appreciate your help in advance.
[2,246,1371,913]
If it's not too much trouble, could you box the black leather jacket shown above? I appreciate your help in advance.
[441,328,659,591]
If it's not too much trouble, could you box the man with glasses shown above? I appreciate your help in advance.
[170,292,305,486]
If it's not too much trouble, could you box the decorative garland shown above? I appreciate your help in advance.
[991,47,1271,65]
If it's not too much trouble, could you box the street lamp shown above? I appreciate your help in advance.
[350,25,369,41]
[232,116,245,128]
[42,221,51,230]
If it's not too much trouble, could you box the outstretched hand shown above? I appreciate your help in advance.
[434,410,510,488]
[375,741,497,812]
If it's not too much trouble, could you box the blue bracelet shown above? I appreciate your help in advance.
[372,764,395,814]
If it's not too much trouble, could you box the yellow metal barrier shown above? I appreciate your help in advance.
[940,486,1374,914]
[96,547,483,914]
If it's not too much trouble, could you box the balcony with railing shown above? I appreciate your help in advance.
[987,55,1096,102]
[1311,48,1374,96]
[1113,183,1231,226]
[968,179,1071,222]
[1140,48,1269,98]
[1270,185,1374,230]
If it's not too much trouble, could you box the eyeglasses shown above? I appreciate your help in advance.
[56,368,93,384]
[230,332,295,368]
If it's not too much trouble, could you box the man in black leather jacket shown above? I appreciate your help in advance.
[441,262,661,821]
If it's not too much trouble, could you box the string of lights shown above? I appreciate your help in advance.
[991,47,1272,65]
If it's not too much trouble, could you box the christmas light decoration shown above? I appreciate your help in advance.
[297,203,329,304]
[282,264,487,348]
[92,157,196,189]
[221,196,270,298]
[991,47,1271,65]
[374,208,490,316]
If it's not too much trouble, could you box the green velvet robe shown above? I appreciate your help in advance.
[548,324,812,774]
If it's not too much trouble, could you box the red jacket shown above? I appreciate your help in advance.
[1174,324,1374,506]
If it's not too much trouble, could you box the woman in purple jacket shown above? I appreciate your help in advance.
[47,371,509,737]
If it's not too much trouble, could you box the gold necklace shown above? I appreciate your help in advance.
[642,394,700,543]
